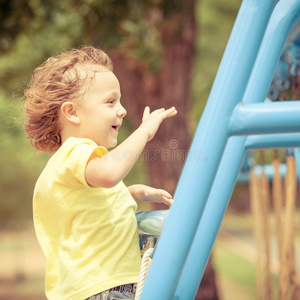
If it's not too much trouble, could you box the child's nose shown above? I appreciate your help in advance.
[118,105,127,118]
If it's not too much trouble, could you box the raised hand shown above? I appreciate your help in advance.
[85,106,177,188]
[140,106,177,142]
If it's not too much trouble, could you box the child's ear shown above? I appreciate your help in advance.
[60,101,80,125]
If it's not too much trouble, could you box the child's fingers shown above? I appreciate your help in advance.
[157,189,173,206]
[158,189,172,199]
[164,107,177,118]
[144,107,176,120]
[151,107,177,120]
[150,108,166,116]
[158,107,177,120]
[155,107,175,115]
[162,196,174,206]
[142,106,150,121]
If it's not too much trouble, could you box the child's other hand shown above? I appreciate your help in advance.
[141,106,177,142]
[128,184,173,206]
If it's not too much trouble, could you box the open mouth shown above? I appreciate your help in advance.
[112,125,120,131]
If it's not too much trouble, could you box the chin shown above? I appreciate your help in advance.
[106,141,118,149]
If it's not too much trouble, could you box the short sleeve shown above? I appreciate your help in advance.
[56,139,108,187]
[87,146,108,163]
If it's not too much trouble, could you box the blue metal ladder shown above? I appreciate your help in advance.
[140,1,300,299]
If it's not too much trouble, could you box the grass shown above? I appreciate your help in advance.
[214,241,257,290]
[213,211,300,300]
[214,239,281,300]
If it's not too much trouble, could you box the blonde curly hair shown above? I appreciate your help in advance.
[24,46,113,153]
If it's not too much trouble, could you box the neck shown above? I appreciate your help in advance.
[60,125,81,145]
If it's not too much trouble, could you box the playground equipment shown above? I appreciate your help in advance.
[250,151,299,300]
[138,1,300,299]
[135,210,169,299]
[247,21,300,297]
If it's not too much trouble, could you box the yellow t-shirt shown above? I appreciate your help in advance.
[33,137,141,300]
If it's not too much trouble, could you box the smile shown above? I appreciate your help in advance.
[112,125,120,131]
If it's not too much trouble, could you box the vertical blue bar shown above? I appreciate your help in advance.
[294,148,300,185]
[174,1,300,299]
[140,1,276,299]
[174,136,246,300]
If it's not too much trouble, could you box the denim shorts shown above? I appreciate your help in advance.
[86,283,137,300]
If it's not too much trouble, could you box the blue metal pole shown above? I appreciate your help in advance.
[229,101,300,136]
[173,1,300,299]
[294,148,300,185]
[245,133,300,150]
[173,136,247,300]
[140,1,276,299]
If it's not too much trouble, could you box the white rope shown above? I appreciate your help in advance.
[135,247,154,300]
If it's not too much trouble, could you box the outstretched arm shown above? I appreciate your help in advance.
[85,106,177,188]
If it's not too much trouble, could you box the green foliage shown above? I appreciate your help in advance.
[71,0,195,72]
[214,242,257,290]
[0,89,50,228]
[0,0,195,74]
[0,0,33,52]
[190,0,241,131]
[0,1,83,93]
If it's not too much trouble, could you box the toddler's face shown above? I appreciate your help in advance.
[76,70,127,148]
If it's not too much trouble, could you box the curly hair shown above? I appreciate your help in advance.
[24,46,113,153]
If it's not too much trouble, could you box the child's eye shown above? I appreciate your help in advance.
[108,99,115,104]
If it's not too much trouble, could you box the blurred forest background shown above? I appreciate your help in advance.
[3,0,297,299]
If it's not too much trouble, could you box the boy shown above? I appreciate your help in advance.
[23,46,177,300]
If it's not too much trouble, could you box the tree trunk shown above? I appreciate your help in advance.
[109,3,219,299]
[196,257,220,300]
[110,12,195,204]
